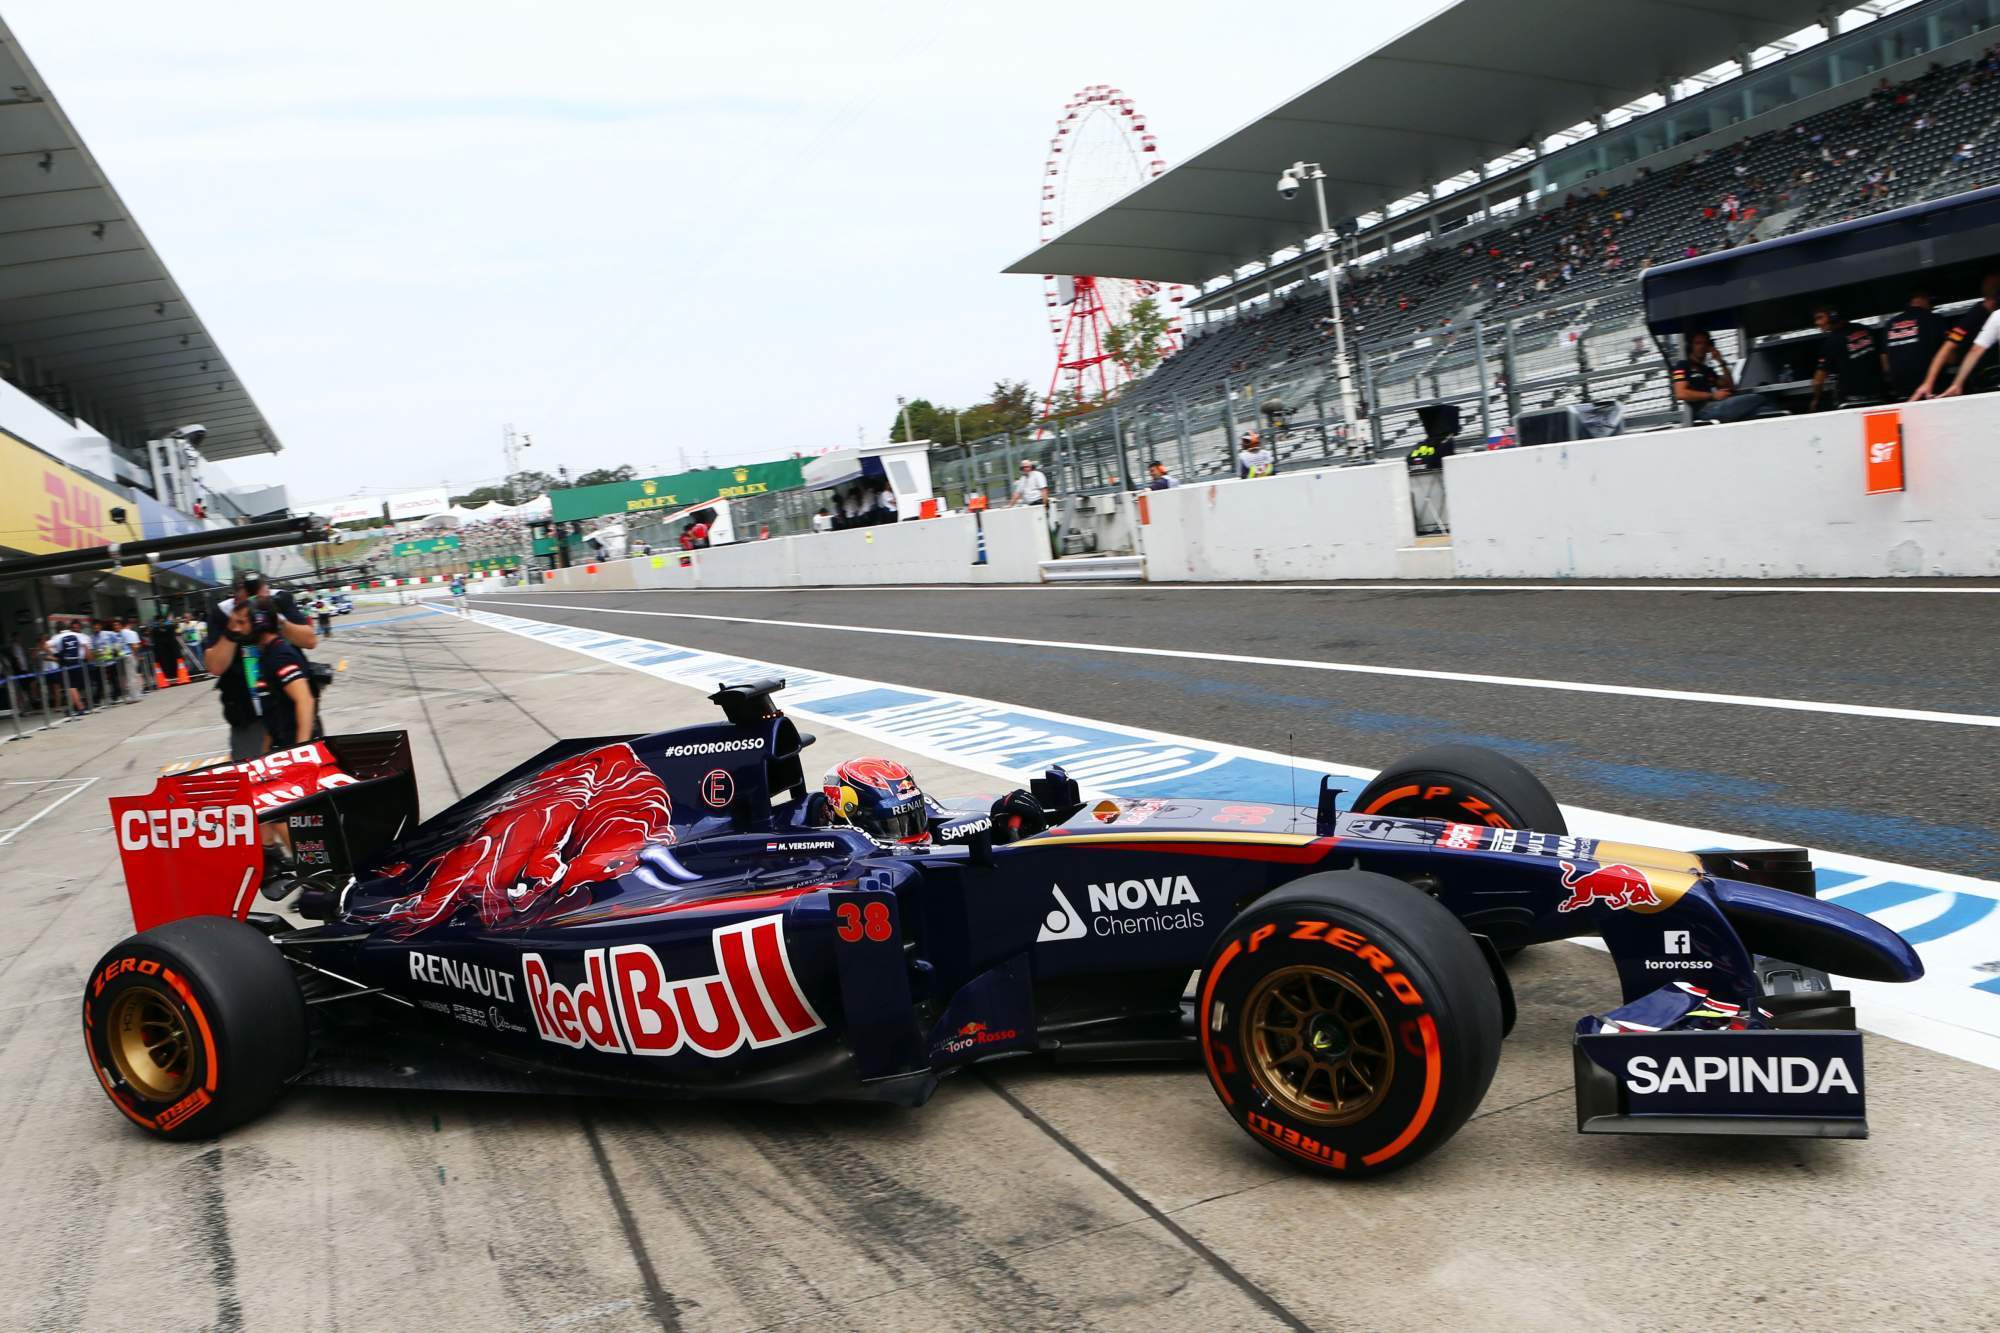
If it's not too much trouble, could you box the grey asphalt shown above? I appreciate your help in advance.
[6,606,1999,1332]
[479,583,2000,879]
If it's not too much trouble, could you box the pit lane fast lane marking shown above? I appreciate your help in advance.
[441,604,2000,1071]
[470,599,2000,729]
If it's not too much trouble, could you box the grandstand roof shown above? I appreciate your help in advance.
[0,20,281,461]
[1008,0,1841,286]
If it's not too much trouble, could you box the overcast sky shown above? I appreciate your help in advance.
[7,1,1452,503]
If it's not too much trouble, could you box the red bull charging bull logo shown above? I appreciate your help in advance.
[1557,860,1662,913]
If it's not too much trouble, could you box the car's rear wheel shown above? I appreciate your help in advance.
[1197,871,1503,1178]
[1352,745,1565,959]
[83,917,306,1139]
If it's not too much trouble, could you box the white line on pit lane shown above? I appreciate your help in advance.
[474,599,2000,729]
[0,777,98,847]
[500,583,2000,594]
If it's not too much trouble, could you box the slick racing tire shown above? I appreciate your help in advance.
[82,917,306,1139]
[1352,745,1564,960]
[1198,871,1502,1179]
[1351,743,1565,835]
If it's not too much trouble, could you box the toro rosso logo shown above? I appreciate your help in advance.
[522,915,823,1058]
[1557,860,1661,912]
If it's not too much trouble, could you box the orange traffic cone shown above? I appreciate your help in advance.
[174,661,190,685]
[153,665,169,689]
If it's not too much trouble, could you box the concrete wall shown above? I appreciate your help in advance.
[1138,463,1417,581]
[537,508,1051,591]
[1448,396,2000,578]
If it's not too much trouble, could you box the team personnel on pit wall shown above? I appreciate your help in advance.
[1810,306,1887,410]
[203,572,317,760]
[1928,299,2000,398]
[1672,331,1768,423]
[1880,290,1947,399]
[1911,273,2000,399]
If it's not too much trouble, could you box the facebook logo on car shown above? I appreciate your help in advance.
[1663,930,1692,955]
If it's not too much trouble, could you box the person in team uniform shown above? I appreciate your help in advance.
[1879,291,1947,400]
[203,572,318,760]
[248,608,318,751]
[1671,330,1767,423]
[1809,306,1886,410]
[1911,274,2000,400]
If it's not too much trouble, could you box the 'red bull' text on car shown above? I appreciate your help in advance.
[85,680,1923,1176]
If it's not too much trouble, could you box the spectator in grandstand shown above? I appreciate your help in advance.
[1147,460,1177,490]
[812,507,833,533]
[1237,433,1273,479]
[203,572,318,762]
[1913,275,2000,400]
[1672,331,1768,424]
[1010,459,1049,508]
[1810,306,1887,410]
[1880,291,1948,400]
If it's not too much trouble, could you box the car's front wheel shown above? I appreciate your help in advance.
[83,917,306,1139]
[1197,870,1503,1178]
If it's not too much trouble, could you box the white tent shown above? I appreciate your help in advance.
[513,493,553,517]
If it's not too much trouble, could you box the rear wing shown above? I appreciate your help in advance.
[108,732,417,931]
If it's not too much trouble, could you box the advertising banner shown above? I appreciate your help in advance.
[386,488,452,522]
[0,426,149,582]
[549,459,806,523]
[392,534,463,557]
[306,496,384,525]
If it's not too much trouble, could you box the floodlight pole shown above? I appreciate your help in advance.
[1286,162,1361,447]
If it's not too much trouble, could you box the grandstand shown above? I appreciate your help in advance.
[1008,0,2000,476]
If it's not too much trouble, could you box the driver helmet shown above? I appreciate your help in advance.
[823,758,928,845]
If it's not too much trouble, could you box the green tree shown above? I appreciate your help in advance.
[1104,298,1170,375]
[888,398,958,444]
[957,379,1038,439]
[572,465,637,487]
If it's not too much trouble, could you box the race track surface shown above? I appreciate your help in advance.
[486,583,2000,878]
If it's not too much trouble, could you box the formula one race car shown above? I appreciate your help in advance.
[85,680,1923,1176]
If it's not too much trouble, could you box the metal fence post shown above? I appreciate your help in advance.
[1502,316,1521,424]
[1220,373,1238,447]
[1473,320,1493,444]
[1109,403,1134,491]
[1361,348,1383,460]
[1172,393,1195,478]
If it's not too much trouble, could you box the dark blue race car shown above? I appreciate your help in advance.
[86,680,1923,1176]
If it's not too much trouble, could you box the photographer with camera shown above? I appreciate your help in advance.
[202,571,318,760]
[247,607,317,750]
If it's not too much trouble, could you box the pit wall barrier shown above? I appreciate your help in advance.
[535,507,1052,590]
[1137,462,1417,581]
[1446,395,2000,578]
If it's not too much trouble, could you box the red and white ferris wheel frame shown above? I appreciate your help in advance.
[1039,84,1184,365]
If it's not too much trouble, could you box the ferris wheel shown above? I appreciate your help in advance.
[1039,85,1183,407]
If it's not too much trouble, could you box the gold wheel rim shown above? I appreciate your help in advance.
[1242,964,1394,1127]
[107,985,195,1102]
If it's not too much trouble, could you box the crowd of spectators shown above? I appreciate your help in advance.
[1121,48,2000,430]
[816,482,899,531]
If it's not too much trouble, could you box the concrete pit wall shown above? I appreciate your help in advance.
[537,507,1052,591]
[1447,395,2000,579]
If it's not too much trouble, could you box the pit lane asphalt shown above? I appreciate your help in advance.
[477,583,2000,879]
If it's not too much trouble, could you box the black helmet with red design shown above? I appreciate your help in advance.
[822,757,928,845]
